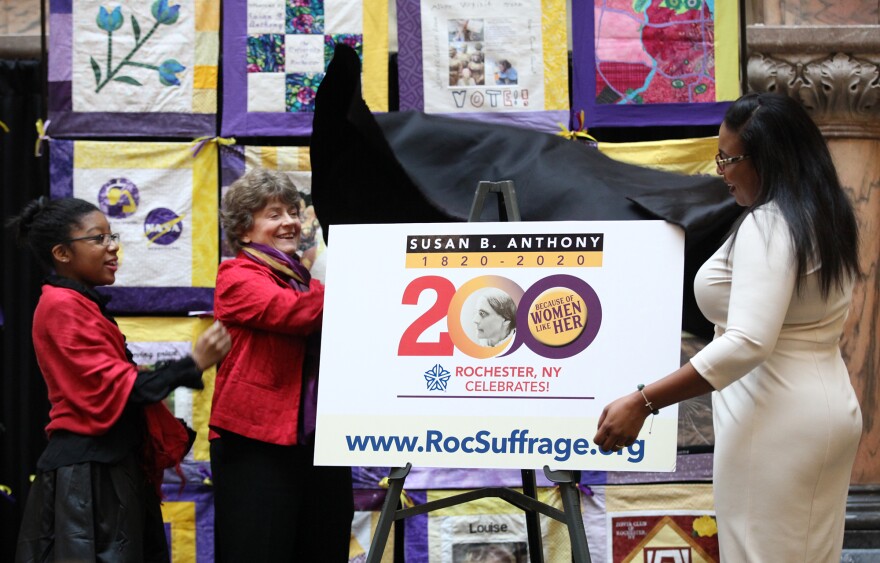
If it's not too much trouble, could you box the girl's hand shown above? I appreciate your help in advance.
[192,321,232,371]
[593,393,649,452]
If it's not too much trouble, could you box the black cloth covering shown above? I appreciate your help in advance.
[1,59,50,563]
[311,45,742,339]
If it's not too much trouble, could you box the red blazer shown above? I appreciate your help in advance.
[210,255,324,445]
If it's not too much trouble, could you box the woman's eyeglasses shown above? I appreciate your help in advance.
[715,153,750,171]
[63,233,121,246]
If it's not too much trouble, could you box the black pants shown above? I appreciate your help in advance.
[210,432,353,562]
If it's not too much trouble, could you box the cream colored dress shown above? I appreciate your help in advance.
[690,204,862,562]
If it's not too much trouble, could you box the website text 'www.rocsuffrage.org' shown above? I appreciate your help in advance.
[345,429,646,463]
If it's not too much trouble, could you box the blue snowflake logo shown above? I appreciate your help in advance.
[424,364,451,391]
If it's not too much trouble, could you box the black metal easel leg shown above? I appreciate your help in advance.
[544,467,592,563]
[521,468,545,562]
[366,463,411,563]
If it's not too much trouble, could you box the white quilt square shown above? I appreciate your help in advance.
[285,34,326,74]
[247,0,286,34]
[247,72,287,112]
[324,0,362,34]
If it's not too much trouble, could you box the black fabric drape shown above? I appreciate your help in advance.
[311,45,741,340]
[0,59,50,561]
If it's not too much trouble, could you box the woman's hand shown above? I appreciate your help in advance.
[593,393,650,452]
[192,321,232,371]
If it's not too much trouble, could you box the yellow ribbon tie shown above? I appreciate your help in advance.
[556,124,597,144]
[0,120,9,133]
[34,118,51,157]
[377,477,415,509]
[556,110,598,144]
[400,490,415,509]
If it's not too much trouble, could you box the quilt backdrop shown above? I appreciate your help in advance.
[116,316,216,460]
[221,0,389,136]
[49,139,219,313]
[160,470,215,563]
[603,483,718,562]
[572,0,741,127]
[401,488,600,562]
[48,0,219,136]
[396,0,570,133]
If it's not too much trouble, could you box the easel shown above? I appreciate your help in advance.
[366,181,593,562]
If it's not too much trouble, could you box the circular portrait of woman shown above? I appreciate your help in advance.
[466,288,517,347]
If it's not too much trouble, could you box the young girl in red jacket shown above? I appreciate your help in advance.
[7,197,230,562]
[211,168,353,561]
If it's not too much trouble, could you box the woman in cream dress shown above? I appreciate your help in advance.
[594,93,862,562]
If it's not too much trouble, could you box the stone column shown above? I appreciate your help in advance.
[747,23,880,485]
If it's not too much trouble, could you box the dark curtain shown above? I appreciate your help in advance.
[0,59,50,561]
[312,46,739,340]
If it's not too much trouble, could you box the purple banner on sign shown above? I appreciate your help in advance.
[571,0,731,128]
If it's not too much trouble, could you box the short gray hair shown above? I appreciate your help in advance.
[221,168,302,253]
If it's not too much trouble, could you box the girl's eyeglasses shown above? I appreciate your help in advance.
[63,233,121,246]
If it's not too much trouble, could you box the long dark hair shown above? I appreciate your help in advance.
[5,197,101,270]
[485,290,517,332]
[724,93,860,297]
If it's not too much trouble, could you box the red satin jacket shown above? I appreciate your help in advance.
[33,285,138,436]
[33,283,190,490]
[210,255,324,445]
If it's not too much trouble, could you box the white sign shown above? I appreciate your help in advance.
[315,221,683,471]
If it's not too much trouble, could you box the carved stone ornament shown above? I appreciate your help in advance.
[746,26,880,138]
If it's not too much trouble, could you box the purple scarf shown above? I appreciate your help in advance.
[241,242,311,291]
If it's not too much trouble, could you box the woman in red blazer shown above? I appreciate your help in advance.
[211,168,353,561]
